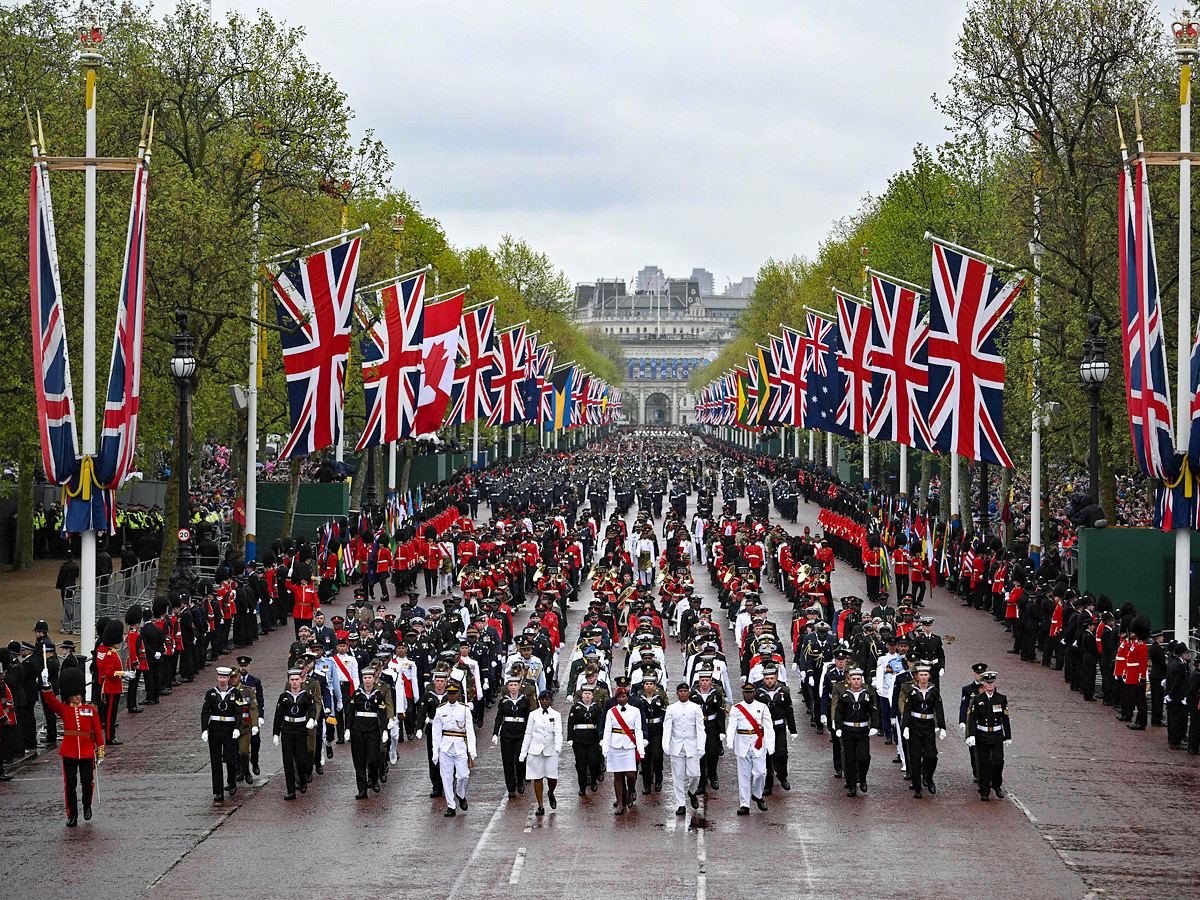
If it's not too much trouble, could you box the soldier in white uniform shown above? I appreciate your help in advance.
[726,681,774,815]
[519,690,563,816]
[662,682,706,815]
[601,684,646,815]
[431,682,477,816]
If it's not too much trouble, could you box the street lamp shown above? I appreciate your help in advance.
[170,309,198,593]
[1079,313,1109,505]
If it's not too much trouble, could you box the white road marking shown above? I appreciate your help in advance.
[446,799,506,900]
[695,795,707,900]
[509,847,527,884]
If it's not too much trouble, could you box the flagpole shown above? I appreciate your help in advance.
[388,216,404,496]
[246,150,261,564]
[808,430,814,462]
[862,258,870,488]
[826,432,833,474]
[899,445,908,498]
[1030,152,1044,561]
[79,20,102,683]
[473,417,479,467]
[266,222,371,264]
[1174,14,1196,645]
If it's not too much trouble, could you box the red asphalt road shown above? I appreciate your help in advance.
[0,478,1194,900]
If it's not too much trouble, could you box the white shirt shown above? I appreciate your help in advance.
[725,699,775,759]
[520,706,563,758]
[601,704,646,756]
[662,699,706,758]
[431,701,476,760]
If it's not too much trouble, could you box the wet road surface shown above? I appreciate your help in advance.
[1,477,1194,900]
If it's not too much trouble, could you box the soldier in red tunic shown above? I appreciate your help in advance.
[40,667,103,826]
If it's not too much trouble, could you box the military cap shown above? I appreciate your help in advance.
[980,671,998,682]
[236,656,253,666]
[215,665,233,676]
[971,662,989,674]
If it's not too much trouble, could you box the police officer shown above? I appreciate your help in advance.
[965,670,1012,800]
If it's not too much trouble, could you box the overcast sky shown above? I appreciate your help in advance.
[210,0,1165,290]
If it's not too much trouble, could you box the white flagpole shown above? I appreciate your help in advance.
[899,444,908,497]
[808,430,814,462]
[473,417,479,467]
[826,433,833,473]
[79,27,101,680]
[1174,19,1195,644]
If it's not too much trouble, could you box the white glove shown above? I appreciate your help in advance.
[201,730,208,743]
[432,756,439,766]
[565,740,573,748]
[492,735,499,745]
[306,719,316,730]
[41,669,50,688]
[258,717,264,728]
[958,723,966,735]
[868,728,879,737]
[387,718,397,730]
[344,729,351,742]
[416,729,424,740]
[902,727,910,740]
[483,681,490,690]
[789,733,797,742]
[938,728,947,740]
[835,729,842,737]
[273,735,280,747]
[1165,696,1173,704]
[155,652,162,660]
[251,726,259,736]
[965,736,976,747]
[819,715,827,725]
[939,668,945,678]
[519,754,526,763]
[1004,739,1012,747]
[807,675,814,686]
[232,729,240,739]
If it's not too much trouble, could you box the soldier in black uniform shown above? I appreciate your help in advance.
[415,667,450,797]
[958,662,988,782]
[690,666,726,793]
[237,656,265,776]
[831,666,880,796]
[347,667,389,798]
[631,673,667,794]
[272,667,318,800]
[492,673,532,798]
[566,682,604,794]
[965,670,1012,800]
[1165,642,1192,750]
[200,666,241,802]
[900,663,946,799]
[755,663,796,793]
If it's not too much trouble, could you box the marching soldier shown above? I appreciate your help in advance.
[237,656,265,777]
[965,670,1012,800]
[900,663,946,799]
[690,665,727,793]
[272,667,318,801]
[632,673,668,794]
[200,666,241,803]
[958,662,988,782]
[726,681,773,815]
[39,666,103,826]
[831,667,880,797]
[346,667,390,798]
[432,682,477,816]
[566,682,605,795]
[229,664,260,785]
[492,673,531,798]
[755,662,796,793]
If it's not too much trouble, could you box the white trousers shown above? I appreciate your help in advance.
[736,754,766,808]
[693,540,707,565]
[439,751,470,808]
[670,754,701,808]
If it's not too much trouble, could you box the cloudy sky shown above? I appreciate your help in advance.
[207,1,1156,288]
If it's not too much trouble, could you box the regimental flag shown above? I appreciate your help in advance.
[412,289,464,436]
[803,311,845,434]
[868,273,934,450]
[486,324,529,427]
[835,291,873,436]
[1119,152,1175,482]
[29,159,79,487]
[547,366,576,431]
[447,302,496,425]
[270,236,362,457]
[354,271,426,450]
[926,241,1022,467]
[538,348,556,424]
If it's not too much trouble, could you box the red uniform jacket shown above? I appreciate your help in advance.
[292,583,318,619]
[42,690,103,759]
[1123,640,1148,686]
[126,629,148,671]
[95,645,124,696]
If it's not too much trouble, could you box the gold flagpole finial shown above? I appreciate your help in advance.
[1134,96,1144,145]
[138,100,149,151]
[24,104,36,151]
[1115,106,1127,155]
[36,110,46,156]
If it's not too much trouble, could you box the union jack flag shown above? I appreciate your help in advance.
[1120,154,1174,481]
[447,302,495,425]
[270,236,362,458]
[354,271,426,450]
[835,292,873,435]
[585,376,605,424]
[96,152,150,490]
[570,370,587,428]
[777,325,809,427]
[486,323,528,427]
[29,159,79,486]
[868,273,933,450]
[926,242,1022,467]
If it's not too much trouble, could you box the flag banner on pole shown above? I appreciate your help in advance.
[803,311,846,434]
[1120,154,1175,481]
[778,324,809,427]
[926,240,1021,466]
[270,235,362,458]
[354,270,426,450]
[519,332,541,424]
[585,376,605,425]
[754,344,777,426]
[835,291,873,436]
[868,273,934,450]
[766,335,787,425]
[538,348,556,424]
[413,289,465,436]
[547,366,575,431]
[569,370,587,428]
[29,161,80,487]
[486,323,528,427]
[448,301,496,425]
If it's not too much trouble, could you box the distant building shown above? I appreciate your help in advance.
[724,277,757,298]
[574,274,753,425]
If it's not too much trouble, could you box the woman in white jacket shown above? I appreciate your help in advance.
[600,684,646,815]
[520,690,563,816]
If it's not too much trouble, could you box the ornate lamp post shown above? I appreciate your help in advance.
[170,310,197,593]
[1078,314,1109,505]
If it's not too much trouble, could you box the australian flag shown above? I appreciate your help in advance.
[803,311,846,434]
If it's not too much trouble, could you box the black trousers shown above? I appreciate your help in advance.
[208,731,238,795]
[424,569,437,597]
[573,742,602,789]
[1151,678,1165,724]
[641,734,664,790]
[1189,704,1200,753]
[976,740,1004,794]
[698,728,722,787]
[907,728,938,786]
[1128,682,1148,727]
[18,704,35,749]
[426,731,442,792]
[500,736,525,792]
[911,582,926,606]
[841,732,871,787]
[280,728,309,794]
[62,757,94,818]
[764,727,789,789]
[41,691,58,743]
[1167,702,1189,745]
[125,670,141,710]
[351,732,381,792]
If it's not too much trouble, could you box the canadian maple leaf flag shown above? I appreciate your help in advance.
[413,290,465,435]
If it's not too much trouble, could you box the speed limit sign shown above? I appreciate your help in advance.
[177,528,191,543]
